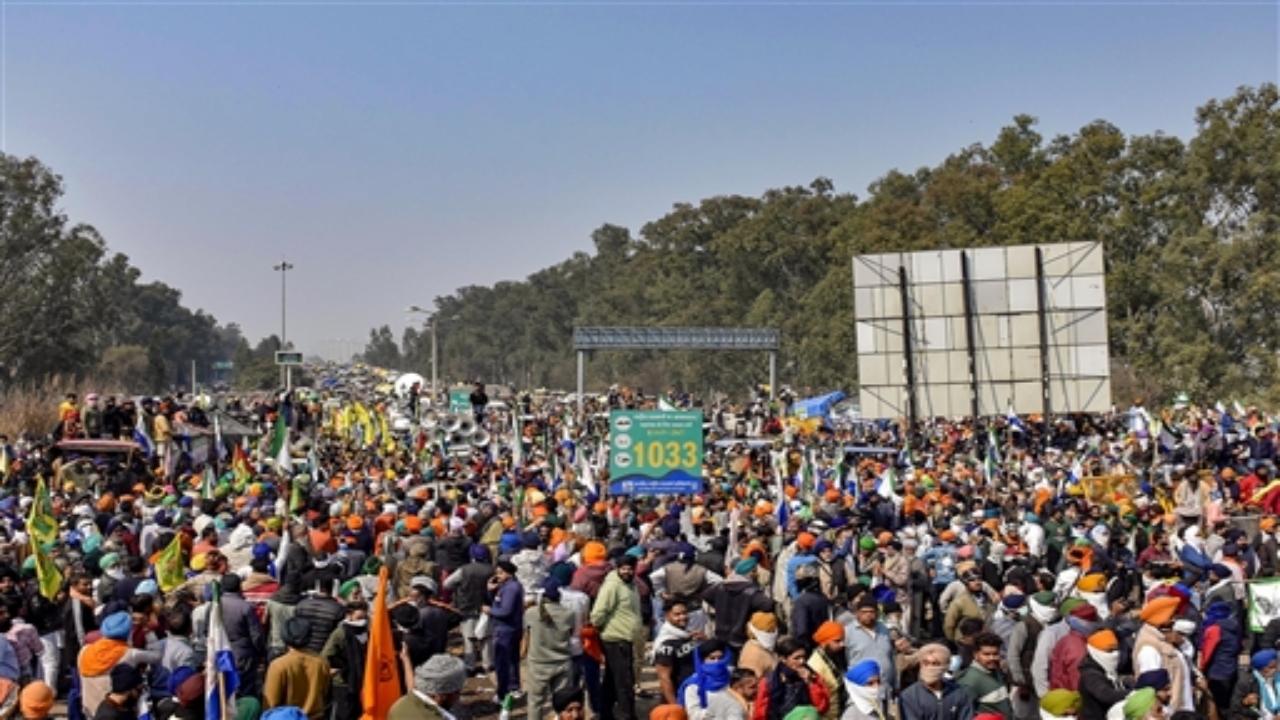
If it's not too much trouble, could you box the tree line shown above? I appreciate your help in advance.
[373,84,1279,406]
[0,154,287,392]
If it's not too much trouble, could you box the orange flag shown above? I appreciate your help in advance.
[360,566,399,720]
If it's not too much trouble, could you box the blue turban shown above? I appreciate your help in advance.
[734,557,759,576]
[871,585,896,604]
[101,611,132,640]
[499,530,522,556]
[1254,650,1279,671]
[470,544,491,563]
[541,577,562,602]
[678,645,733,708]
[82,534,103,555]
[1136,668,1170,689]
[845,659,880,686]
[674,542,698,562]
[1002,594,1027,610]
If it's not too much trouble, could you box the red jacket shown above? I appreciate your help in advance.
[1049,631,1088,691]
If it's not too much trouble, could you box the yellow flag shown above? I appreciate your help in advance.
[26,476,58,546]
[354,403,376,447]
[30,537,62,600]
[378,410,395,454]
[155,534,186,592]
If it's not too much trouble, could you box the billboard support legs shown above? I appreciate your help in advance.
[960,251,980,418]
[577,350,585,421]
[1034,247,1052,449]
[897,266,918,429]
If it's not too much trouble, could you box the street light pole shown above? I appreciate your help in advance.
[407,305,438,402]
[274,259,294,391]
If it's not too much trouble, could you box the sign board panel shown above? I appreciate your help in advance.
[448,389,472,414]
[274,352,304,366]
[853,241,1110,419]
[211,361,234,371]
[608,410,704,495]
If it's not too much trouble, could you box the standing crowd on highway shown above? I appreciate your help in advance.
[0,368,1276,720]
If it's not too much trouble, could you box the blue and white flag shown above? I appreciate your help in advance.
[138,689,153,720]
[206,582,240,720]
[213,414,227,465]
[133,412,155,459]
[1006,407,1028,435]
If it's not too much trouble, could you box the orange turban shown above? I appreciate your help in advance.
[1087,629,1118,651]
[582,541,607,565]
[796,532,816,550]
[650,706,688,720]
[813,620,844,646]
[346,515,364,531]
[939,530,957,543]
[19,680,54,719]
[404,516,423,533]
[1077,573,1107,592]
[1263,517,1277,532]
[1140,596,1180,627]
[549,528,567,547]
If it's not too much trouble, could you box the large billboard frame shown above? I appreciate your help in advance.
[852,242,1110,426]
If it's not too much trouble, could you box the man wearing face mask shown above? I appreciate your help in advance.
[899,643,972,720]
[740,611,779,681]
[843,659,886,720]
[1009,590,1058,718]
[990,594,1027,647]
[1077,629,1128,719]
[321,600,369,720]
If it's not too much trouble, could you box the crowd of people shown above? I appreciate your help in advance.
[0,372,1277,720]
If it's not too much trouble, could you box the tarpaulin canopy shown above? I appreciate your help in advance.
[791,391,846,420]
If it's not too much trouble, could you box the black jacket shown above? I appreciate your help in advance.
[220,591,265,669]
[702,577,774,649]
[294,595,345,655]
[435,535,472,574]
[451,562,493,615]
[789,590,831,653]
[1077,655,1129,720]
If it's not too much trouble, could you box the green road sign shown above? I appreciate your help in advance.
[608,410,703,495]
[448,389,472,414]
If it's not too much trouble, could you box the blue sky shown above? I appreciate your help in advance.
[4,0,1277,361]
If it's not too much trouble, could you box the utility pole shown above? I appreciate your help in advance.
[274,259,294,391]
[407,305,438,402]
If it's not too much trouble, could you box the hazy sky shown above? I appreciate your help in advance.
[4,0,1277,361]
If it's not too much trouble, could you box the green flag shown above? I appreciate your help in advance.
[201,465,216,500]
[30,537,62,600]
[26,476,57,546]
[155,533,185,592]
[290,475,305,515]
[269,415,292,473]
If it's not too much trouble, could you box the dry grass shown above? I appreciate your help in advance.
[0,375,117,439]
